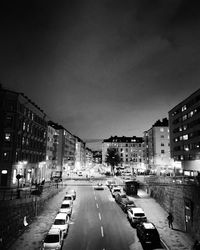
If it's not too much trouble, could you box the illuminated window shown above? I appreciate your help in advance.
[183,134,188,140]
[5,133,11,141]
[182,105,187,112]
[182,115,187,121]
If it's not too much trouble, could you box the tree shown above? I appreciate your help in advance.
[105,147,121,173]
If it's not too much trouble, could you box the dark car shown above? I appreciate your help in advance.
[193,240,200,250]
[120,199,136,212]
[115,192,127,203]
[136,222,160,247]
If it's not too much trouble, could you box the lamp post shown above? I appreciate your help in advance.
[16,174,22,198]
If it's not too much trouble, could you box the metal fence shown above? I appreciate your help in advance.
[0,182,61,201]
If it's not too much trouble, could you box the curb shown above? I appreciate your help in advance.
[160,239,170,250]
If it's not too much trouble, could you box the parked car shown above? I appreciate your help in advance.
[66,189,76,200]
[120,199,136,213]
[63,194,74,203]
[106,180,116,190]
[94,183,104,190]
[114,192,127,203]
[59,200,72,217]
[41,227,63,250]
[111,186,122,197]
[136,222,160,247]
[51,213,70,236]
[127,207,147,226]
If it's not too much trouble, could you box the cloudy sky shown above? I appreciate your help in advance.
[0,0,200,150]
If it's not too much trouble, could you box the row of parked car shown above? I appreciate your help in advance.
[107,180,161,248]
[41,189,76,250]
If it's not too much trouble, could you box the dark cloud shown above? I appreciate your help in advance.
[0,0,200,149]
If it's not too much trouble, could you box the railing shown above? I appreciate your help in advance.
[143,175,200,186]
[0,182,62,201]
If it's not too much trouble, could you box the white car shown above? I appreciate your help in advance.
[111,186,122,197]
[41,227,63,250]
[59,200,72,217]
[94,183,104,190]
[51,213,70,236]
[67,189,76,200]
[63,194,74,203]
[127,207,147,226]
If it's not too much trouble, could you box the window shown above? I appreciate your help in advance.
[161,150,165,154]
[161,143,164,146]
[161,135,164,138]
[183,134,188,140]
[23,122,26,130]
[182,105,187,112]
[5,116,13,127]
[182,114,187,121]
[160,128,164,132]
[2,151,9,161]
[5,133,11,141]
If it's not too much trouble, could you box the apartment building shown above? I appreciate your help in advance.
[102,136,145,172]
[144,118,172,175]
[169,89,200,176]
[48,121,76,173]
[75,136,86,170]
[85,147,93,167]
[0,86,47,187]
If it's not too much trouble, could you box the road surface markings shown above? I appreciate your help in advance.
[96,203,99,208]
[94,196,97,200]
[101,226,104,237]
[99,213,101,220]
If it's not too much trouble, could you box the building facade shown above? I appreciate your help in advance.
[0,86,47,187]
[169,89,200,176]
[75,137,86,170]
[48,121,76,174]
[144,118,172,175]
[102,136,145,172]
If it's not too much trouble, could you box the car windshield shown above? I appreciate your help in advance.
[61,204,70,208]
[44,234,59,243]
[114,189,121,192]
[121,194,126,198]
[54,219,65,225]
[135,213,145,217]
[64,196,72,200]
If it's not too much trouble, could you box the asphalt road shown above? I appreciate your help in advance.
[63,181,143,250]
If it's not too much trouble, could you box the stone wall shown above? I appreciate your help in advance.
[140,180,200,240]
[0,186,63,249]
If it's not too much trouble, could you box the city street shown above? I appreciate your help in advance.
[8,178,143,250]
[8,175,194,250]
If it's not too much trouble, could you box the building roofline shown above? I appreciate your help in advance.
[169,88,200,113]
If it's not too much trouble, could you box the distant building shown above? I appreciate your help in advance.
[0,86,47,187]
[85,147,93,167]
[93,150,102,164]
[102,136,145,173]
[169,89,200,176]
[48,121,76,173]
[144,118,172,175]
[75,136,86,170]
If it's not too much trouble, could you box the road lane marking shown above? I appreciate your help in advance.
[99,213,101,220]
[94,196,97,200]
[96,203,99,208]
[101,226,104,237]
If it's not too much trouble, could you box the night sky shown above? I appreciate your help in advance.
[0,0,200,150]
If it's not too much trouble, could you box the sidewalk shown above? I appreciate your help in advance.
[129,189,194,250]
